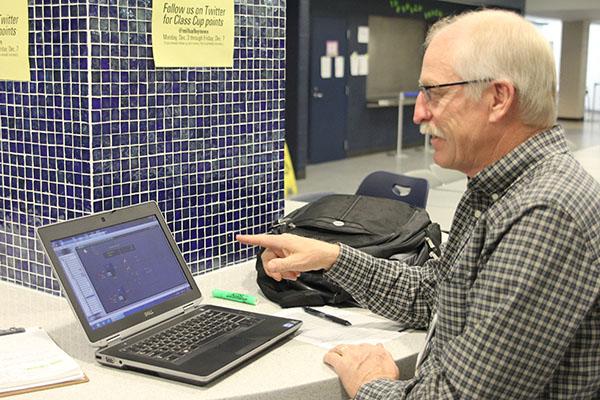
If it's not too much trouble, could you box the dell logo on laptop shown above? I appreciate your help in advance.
[144,310,154,317]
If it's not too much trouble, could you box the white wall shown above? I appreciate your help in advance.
[586,23,600,111]
[557,20,590,119]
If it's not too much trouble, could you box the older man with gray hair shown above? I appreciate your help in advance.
[238,9,600,399]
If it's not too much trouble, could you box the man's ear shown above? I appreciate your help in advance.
[488,80,516,123]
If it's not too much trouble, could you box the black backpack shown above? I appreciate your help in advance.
[255,194,442,308]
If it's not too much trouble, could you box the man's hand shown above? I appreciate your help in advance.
[236,233,340,281]
[324,343,400,398]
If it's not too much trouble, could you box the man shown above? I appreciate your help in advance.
[238,9,600,399]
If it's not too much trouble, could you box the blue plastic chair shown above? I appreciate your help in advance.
[355,171,429,208]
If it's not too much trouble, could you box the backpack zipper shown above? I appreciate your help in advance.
[339,196,362,221]
[272,217,295,229]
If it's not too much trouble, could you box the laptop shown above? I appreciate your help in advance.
[37,201,302,385]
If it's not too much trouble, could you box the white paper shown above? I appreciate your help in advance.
[358,54,369,76]
[0,327,84,393]
[325,40,339,57]
[276,306,407,349]
[320,56,332,79]
[350,52,359,76]
[357,26,369,44]
[334,56,345,78]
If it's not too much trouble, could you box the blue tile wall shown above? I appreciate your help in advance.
[0,0,286,295]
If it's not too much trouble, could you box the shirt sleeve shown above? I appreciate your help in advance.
[437,205,599,397]
[352,205,600,399]
[325,243,441,328]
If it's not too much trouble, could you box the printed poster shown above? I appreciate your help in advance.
[357,26,369,44]
[152,0,234,67]
[358,54,369,76]
[0,0,30,81]
[325,40,338,57]
[334,56,344,78]
[320,56,332,79]
[350,52,359,76]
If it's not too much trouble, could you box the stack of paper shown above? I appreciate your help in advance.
[0,327,87,397]
[276,306,409,349]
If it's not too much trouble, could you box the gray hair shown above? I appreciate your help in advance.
[425,10,557,129]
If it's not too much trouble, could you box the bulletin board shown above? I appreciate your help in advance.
[366,15,425,101]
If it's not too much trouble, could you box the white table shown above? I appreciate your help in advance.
[0,197,428,400]
[0,199,468,399]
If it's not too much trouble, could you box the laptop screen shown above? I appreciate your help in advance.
[50,215,192,331]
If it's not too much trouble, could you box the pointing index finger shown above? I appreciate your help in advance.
[236,234,281,249]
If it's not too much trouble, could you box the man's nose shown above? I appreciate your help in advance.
[413,91,431,124]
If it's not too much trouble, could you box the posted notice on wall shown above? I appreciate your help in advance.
[152,0,234,67]
[0,0,30,81]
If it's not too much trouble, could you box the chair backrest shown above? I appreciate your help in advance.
[355,171,429,208]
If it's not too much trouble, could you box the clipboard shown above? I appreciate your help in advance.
[0,327,88,397]
[0,374,88,398]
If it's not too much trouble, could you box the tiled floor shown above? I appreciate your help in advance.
[295,112,600,195]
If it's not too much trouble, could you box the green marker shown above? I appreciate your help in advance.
[212,289,257,305]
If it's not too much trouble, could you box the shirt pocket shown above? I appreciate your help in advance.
[436,234,479,342]
[436,271,469,342]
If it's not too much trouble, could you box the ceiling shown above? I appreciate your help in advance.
[525,0,600,22]
[443,0,600,22]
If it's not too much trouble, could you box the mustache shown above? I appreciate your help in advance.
[419,123,445,139]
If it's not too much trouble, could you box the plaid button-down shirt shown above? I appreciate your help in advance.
[327,126,600,399]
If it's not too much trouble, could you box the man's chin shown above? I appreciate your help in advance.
[432,152,450,169]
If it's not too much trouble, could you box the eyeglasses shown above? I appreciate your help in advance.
[418,79,493,102]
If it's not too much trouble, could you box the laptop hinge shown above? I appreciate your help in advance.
[183,302,197,313]
[105,333,121,344]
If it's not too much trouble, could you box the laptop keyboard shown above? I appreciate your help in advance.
[121,308,262,362]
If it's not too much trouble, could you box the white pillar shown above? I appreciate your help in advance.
[558,20,590,120]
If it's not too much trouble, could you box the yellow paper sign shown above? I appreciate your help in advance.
[284,143,298,197]
[0,0,30,81]
[152,0,234,67]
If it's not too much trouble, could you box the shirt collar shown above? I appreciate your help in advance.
[467,125,569,197]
